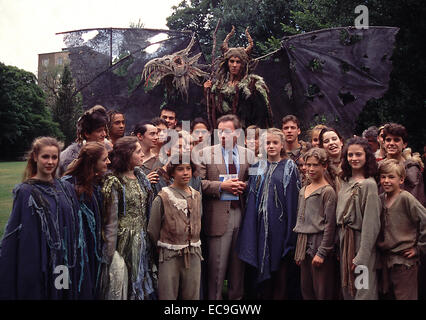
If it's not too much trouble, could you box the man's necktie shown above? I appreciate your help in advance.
[227,151,240,209]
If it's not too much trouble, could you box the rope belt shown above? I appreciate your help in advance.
[341,225,356,298]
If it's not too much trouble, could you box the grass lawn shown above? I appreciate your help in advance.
[0,162,26,239]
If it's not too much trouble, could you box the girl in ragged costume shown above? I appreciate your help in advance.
[237,128,301,299]
[62,141,110,299]
[0,137,88,299]
[100,136,157,300]
[336,136,381,300]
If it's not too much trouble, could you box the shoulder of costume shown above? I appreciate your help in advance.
[101,173,123,194]
[361,177,379,191]
[404,158,422,170]
[12,182,33,197]
[134,166,153,190]
[61,142,81,156]
[59,175,75,185]
[283,158,297,169]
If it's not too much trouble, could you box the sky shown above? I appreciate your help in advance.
[0,0,182,75]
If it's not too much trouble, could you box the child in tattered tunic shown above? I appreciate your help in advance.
[294,148,338,299]
[148,158,203,300]
[377,159,426,300]
[336,137,381,300]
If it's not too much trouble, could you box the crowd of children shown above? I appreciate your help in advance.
[0,105,425,300]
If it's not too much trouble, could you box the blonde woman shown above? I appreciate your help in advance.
[0,137,87,299]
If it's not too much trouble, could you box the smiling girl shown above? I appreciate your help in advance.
[336,136,381,300]
[0,137,86,299]
[319,127,344,171]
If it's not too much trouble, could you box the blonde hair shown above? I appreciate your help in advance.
[260,128,287,158]
[308,124,327,141]
[378,158,406,179]
[23,137,63,182]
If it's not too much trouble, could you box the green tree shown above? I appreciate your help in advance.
[50,65,83,148]
[0,62,63,160]
[167,0,295,60]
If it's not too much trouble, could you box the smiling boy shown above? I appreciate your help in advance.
[377,159,426,300]
[382,123,425,206]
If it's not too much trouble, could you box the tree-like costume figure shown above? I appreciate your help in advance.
[142,36,209,103]
[204,26,274,129]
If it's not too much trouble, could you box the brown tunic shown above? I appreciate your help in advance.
[293,185,337,259]
[147,186,203,263]
[377,190,426,268]
[336,177,381,300]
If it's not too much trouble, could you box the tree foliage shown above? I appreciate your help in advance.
[167,0,295,60]
[50,65,83,148]
[166,0,426,152]
[0,62,63,160]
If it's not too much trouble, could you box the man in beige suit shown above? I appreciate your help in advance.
[197,114,256,300]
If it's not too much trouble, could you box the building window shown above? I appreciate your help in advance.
[57,57,63,66]
[42,58,49,67]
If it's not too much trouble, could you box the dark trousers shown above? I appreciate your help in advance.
[380,264,418,300]
[300,255,336,300]
[258,254,302,300]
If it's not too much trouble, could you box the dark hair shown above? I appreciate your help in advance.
[64,142,107,197]
[77,105,108,143]
[340,136,378,181]
[109,136,139,174]
[166,154,196,178]
[281,115,300,128]
[382,123,408,143]
[133,121,154,137]
[107,110,124,133]
[151,117,168,127]
[217,114,241,129]
[362,126,378,140]
[191,117,211,132]
[160,105,177,115]
[23,136,63,181]
[318,127,343,148]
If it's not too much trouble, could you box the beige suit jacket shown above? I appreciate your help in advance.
[197,144,255,236]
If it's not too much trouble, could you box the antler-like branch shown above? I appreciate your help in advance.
[245,27,253,55]
[221,25,235,54]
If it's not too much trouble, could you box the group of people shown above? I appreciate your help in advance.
[0,102,425,301]
[0,25,425,300]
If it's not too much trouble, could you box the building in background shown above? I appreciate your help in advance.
[37,50,69,85]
